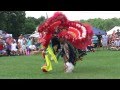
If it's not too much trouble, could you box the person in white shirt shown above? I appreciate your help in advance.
[21,38,27,55]
[11,40,18,55]
[101,33,108,50]
[18,36,24,47]
[18,35,24,55]
[29,45,36,51]
[114,38,120,50]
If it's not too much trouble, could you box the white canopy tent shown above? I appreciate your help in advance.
[107,26,120,35]
[29,26,40,38]
[30,32,40,38]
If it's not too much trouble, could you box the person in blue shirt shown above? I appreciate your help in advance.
[26,38,32,55]
[92,34,98,48]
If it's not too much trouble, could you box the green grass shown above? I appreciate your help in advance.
[0,50,120,79]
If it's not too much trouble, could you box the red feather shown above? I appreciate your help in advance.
[49,21,61,33]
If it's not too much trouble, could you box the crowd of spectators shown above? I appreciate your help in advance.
[1,29,120,57]
[87,29,120,52]
[0,33,40,56]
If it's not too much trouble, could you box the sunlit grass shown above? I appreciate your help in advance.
[0,50,120,79]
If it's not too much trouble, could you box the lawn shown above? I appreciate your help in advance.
[0,50,120,79]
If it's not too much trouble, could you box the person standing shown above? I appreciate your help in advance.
[115,29,120,37]
[18,35,24,55]
[92,34,98,48]
[11,40,18,55]
[96,32,102,49]
[101,33,109,50]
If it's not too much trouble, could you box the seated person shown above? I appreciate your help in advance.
[113,38,120,50]
[0,38,6,56]
[29,44,36,51]
[0,44,4,55]
[87,43,95,52]
[11,40,18,55]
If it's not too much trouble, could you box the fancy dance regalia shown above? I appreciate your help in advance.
[38,12,93,73]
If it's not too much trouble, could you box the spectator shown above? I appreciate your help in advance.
[26,37,32,55]
[101,33,108,50]
[18,35,24,55]
[6,43,11,56]
[29,44,36,51]
[115,29,120,37]
[26,38,32,47]
[87,41,95,52]
[21,40,27,55]
[4,33,10,39]
[34,38,40,50]
[96,32,102,48]
[0,37,5,55]
[6,35,13,45]
[92,34,98,48]
[114,38,120,50]
[11,40,18,55]
[21,37,27,55]
[16,41,21,55]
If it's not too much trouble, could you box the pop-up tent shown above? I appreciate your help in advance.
[107,26,120,35]
[30,32,39,38]
[92,27,106,35]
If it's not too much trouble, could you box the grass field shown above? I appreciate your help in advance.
[0,50,120,79]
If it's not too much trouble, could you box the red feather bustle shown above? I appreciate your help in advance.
[38,11,93,50]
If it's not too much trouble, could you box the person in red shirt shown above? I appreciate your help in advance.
[0,43,4,52]
[0,37,5,55]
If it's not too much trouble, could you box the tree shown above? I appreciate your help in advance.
[80,18,120,32]
[37,16,45,25]
[7,11,26,37]
[0,11,8,30]
[0,11,26,38]
[24,16,45,34]
[24,17,36,34]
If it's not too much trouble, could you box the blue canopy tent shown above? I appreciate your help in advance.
[92,27,106,35]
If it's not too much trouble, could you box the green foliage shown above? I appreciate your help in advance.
[24,16,45,34]
[80,18,120,31]
[0,11,26,37]
[24,17,36,34]
[1,11,120,38]
[37,16,45,25]
[0,11,45,38]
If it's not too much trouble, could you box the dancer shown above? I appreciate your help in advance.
[37,12,93,73]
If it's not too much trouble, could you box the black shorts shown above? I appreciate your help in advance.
[51,37,61,51]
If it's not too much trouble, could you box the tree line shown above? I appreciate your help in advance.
[1,11,120,38]
[0,11,45,38]
[80,18,120,31]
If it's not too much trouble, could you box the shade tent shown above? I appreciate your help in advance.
[107,26,120,35]
[30,32,40,38]
[92,27,106,35]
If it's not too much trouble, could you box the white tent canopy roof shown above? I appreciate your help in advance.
[107,26,120,35]
[30,32,39,38]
